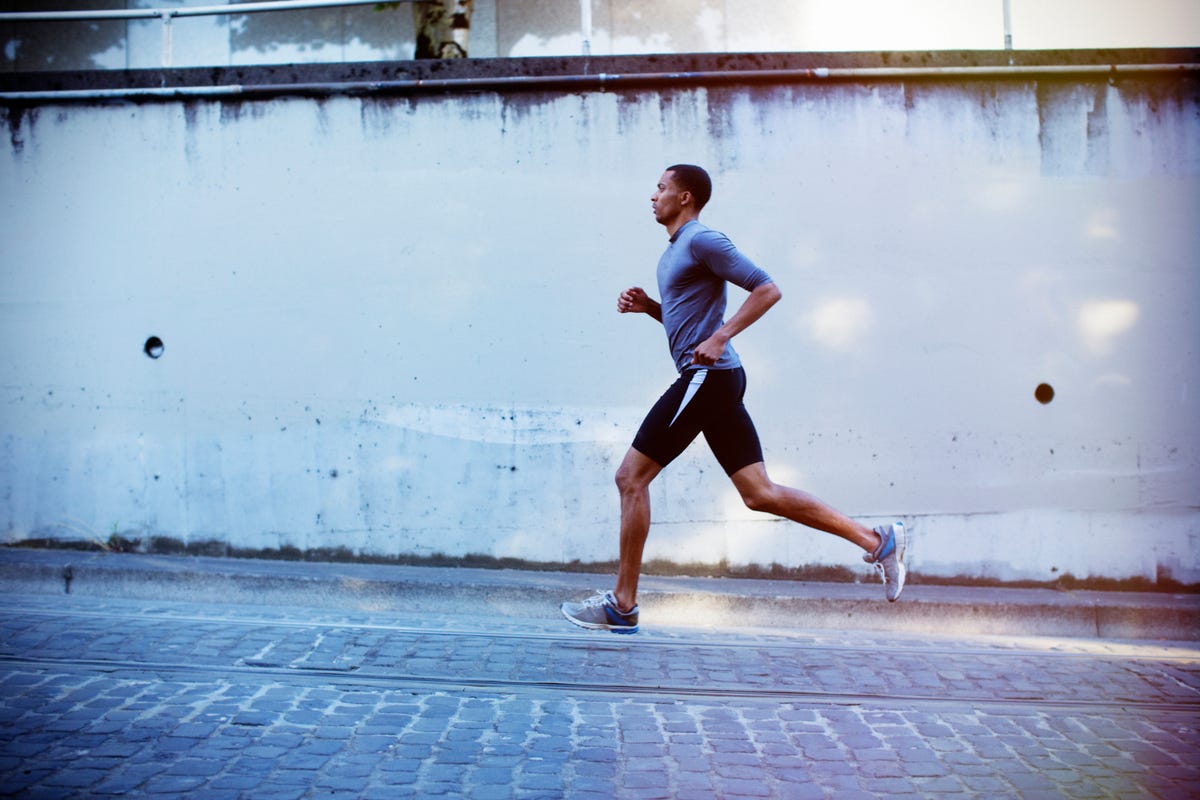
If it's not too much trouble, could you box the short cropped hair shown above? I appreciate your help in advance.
[665,164,712,211]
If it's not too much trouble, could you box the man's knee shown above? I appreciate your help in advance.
[738,479,780,513]
[615,464,633,493]
[616,466,645,496]
[616,453,657,495]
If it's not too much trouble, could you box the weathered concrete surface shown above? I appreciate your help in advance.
[2,51,1198,583]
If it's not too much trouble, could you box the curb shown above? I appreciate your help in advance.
[2,548,1197,641]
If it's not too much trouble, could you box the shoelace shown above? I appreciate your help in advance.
[578,591,611,609]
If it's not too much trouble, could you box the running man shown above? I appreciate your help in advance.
[561,164,906,634]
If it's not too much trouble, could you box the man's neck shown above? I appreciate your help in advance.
[665,213,700,238]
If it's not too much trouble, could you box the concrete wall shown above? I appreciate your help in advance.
[2,54,1198,583]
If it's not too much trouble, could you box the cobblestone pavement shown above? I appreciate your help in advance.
[0,592,1197,799]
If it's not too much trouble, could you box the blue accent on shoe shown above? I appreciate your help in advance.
[875,526,895,561]
[605,602,639,633]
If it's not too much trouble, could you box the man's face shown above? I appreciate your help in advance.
[651,170,687,227]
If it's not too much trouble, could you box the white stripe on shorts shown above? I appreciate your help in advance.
[669,369,708,427]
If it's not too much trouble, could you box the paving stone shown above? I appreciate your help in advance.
[208,773,265,791]
[715,776,774,797]
[166,757,229,777]
[140,773,209,793]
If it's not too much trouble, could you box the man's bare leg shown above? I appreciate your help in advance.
[729,462,881,552]
[612,448,662,613]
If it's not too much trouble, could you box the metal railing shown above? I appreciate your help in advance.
[4,62,1196,103]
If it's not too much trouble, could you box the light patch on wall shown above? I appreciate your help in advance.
[1078,299,1139,356]
[795,0,1002,51]
[91,43,126,70]
[1086,208,1120,240]
[606,32,673,54]
[695,7,724,50]
[1011,0,1200,49]
[787,235,822,269]
[1020,265,1061,294]
[805,297,873,351]
[507,32,582,57]
[1092,373,1132,389]
[975,179,1028,212]
[507,29,673,57]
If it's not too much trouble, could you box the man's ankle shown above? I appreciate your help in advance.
[612,591,636,613]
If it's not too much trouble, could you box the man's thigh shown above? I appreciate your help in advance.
[632,368,760,472]
[702,400,764,476]
[631,369,711,468]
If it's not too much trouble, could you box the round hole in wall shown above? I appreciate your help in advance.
[1034,383,1055,404]
[144,336,164,359]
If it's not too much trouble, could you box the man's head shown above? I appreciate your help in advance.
[652,164,712,232]
[664,164,712,211]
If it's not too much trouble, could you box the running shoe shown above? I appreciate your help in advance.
[863,521,907,602]
[560,590,639,634]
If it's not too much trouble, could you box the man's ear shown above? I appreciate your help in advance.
[679,190,693,208]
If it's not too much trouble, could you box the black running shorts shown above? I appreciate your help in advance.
[632,367,764,476]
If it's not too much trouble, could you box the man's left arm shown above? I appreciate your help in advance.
[691,281,782,366]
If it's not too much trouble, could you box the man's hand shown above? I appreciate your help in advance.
[618,287,663,322]
[689,282,782,366]
[690,332,729,366]
[618,287,651,313]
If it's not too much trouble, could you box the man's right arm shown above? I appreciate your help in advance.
[618,287,663,323]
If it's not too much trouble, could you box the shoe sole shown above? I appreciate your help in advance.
[887,523,907,602]
[560,605,639,634]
